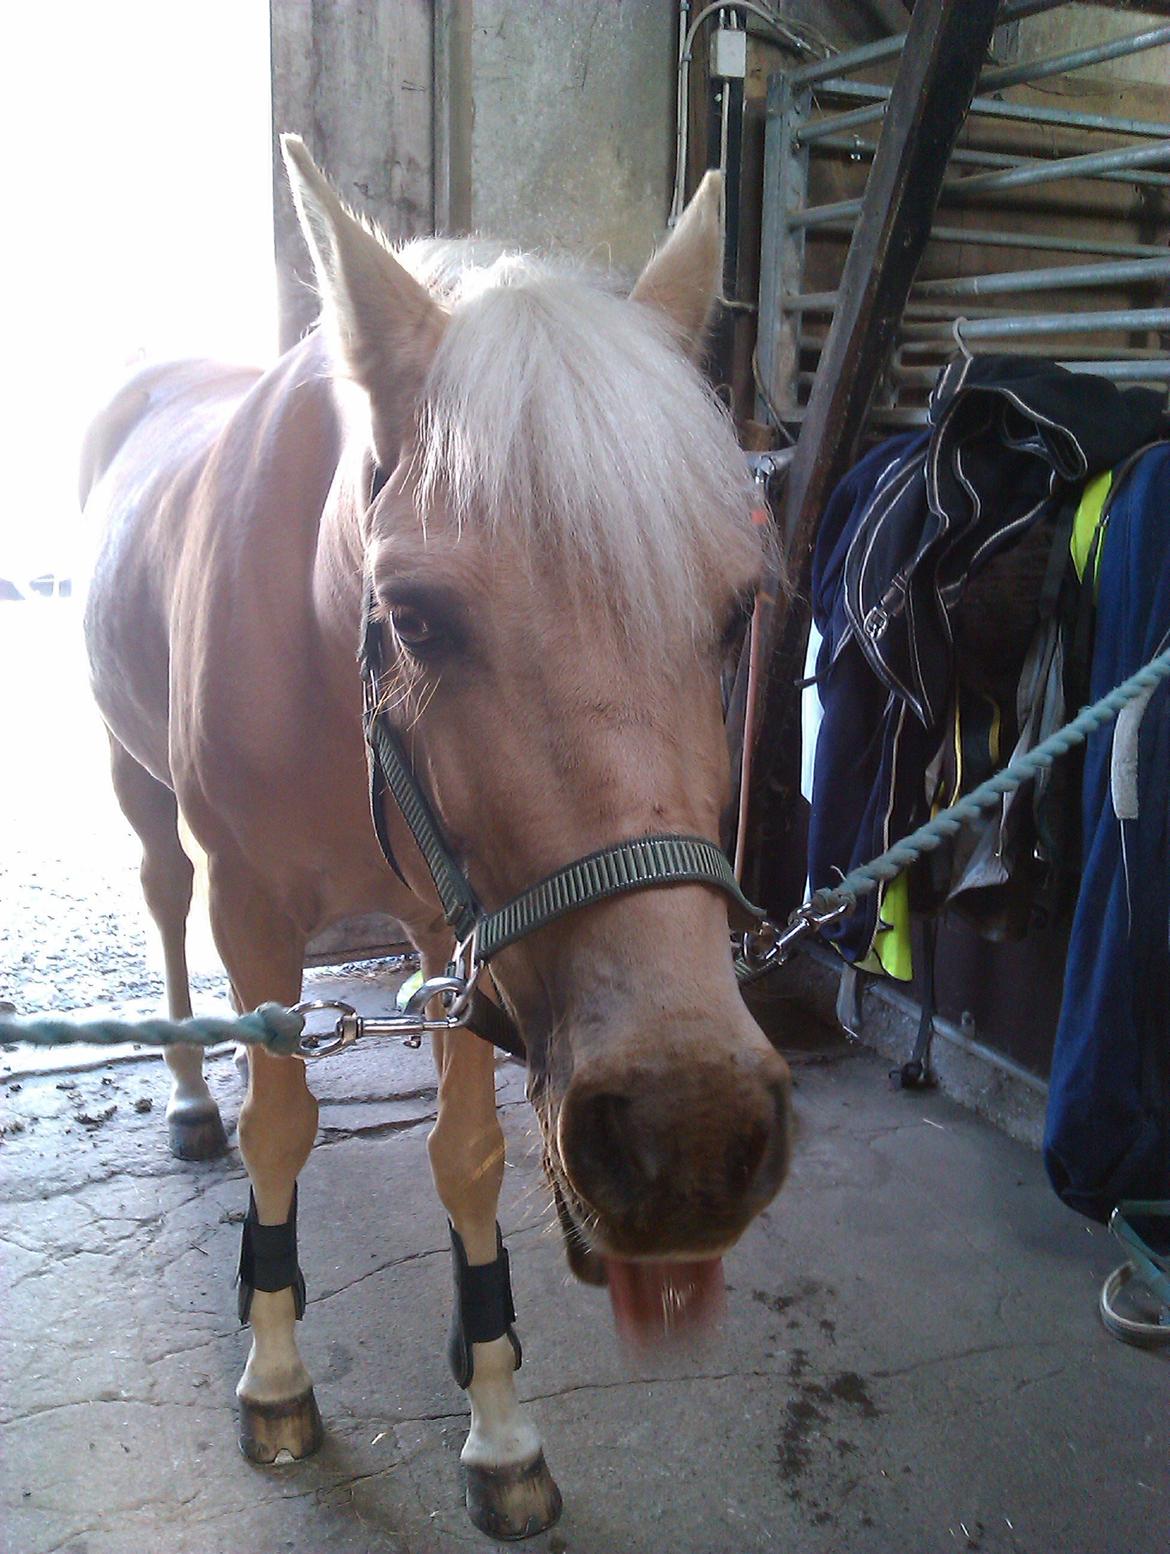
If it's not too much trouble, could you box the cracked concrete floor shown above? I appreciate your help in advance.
[0,604,1165,1552]
[2,967,1167,1554]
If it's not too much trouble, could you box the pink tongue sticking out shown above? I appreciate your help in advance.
[604,1257,726,1349]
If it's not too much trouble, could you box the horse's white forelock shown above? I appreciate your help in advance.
[397,237,765,643]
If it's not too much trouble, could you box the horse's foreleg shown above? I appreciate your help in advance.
[428,1022,562,1539]
[235,1046,321,1462]
[209,866,321,1463]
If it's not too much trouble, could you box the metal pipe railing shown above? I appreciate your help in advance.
[946,138,1170,197]
[896,340,1170,361]
[780,404,931,426]
[789,194,867,230]
[830,221,1170,261]
[783,294,1164,321]
[790,138,1170,228]
[982,22,1170,95]
[787,0,1066,88]
[900,307,1170,340]
[799,77,1170,147]
[784,293,1019,317]
[811,134,1170,190]
[764,4,1170,430]
[913,256,1170,299]
[889,359,1170,385]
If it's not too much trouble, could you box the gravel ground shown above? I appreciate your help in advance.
[0,600,220,1017]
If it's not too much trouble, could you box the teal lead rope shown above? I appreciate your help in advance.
[0,1003,304,1057]
[804,642,1170,922]
[735,641,1170,978]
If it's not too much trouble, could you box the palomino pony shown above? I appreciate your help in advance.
[80,137,791,1538]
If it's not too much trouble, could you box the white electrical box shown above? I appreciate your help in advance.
[712,26,747,79]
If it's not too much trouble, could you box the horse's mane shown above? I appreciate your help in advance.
[394,237,764,640]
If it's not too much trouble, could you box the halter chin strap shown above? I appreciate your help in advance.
[359,582,766,1059]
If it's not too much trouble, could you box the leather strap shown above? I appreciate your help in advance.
[447,1222,522,1390]
[237,1187,307,1324]
[468,986,526,1061]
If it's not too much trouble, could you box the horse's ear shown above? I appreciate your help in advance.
[630,171,723,359]
[281,134,444,466]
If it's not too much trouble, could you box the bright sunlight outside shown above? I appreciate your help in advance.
[1,1,275,587]
[0,3,276,1039]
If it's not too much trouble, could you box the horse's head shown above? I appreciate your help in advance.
[284,139,791,1304]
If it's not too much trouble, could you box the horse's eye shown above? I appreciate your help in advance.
[390,605,435,649]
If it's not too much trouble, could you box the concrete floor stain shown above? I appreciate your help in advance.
[777,1342,882,1512]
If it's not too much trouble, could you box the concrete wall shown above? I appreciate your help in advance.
[440,0,676,278]
[270,0,434,348]
[269,1,907,341]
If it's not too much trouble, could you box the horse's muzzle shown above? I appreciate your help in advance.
[554,1040,792,1260]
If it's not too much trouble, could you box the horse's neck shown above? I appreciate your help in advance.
[314,440,373,664]
[278,336,376,678]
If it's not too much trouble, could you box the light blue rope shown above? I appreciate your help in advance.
[808,643,1170,919]
[0,1003,304,1058]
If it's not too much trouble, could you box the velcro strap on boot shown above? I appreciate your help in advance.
[447,1222,522,1390]
[237,1187,307,1324]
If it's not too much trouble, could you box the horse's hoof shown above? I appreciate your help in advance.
[167,1108,228,1160]
[238,1389,324,1464]
[463,1452,563,1540]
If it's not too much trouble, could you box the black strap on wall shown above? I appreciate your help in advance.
[447,1222,522,1390]
[891,918,939,1090]
[237,1187,307,1324]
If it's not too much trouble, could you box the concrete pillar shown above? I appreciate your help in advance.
[436,0,676,279]
[269,0,434,349]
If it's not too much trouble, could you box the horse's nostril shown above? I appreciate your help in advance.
[724,1119,769,1194]
[770,1075,793,1124]
[568,1091,656,1208]
[560,1055,793,1244]
[750,1075,793,1197]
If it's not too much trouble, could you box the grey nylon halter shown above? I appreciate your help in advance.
[359,585,768,1058]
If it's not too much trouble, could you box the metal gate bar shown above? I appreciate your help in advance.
[791,139,1170,228]
[758,5,1170,432]
[915,256,1170,299]
[899,308,1170,338]
[746,0,1170,899]
[984,22,1170,93]
[812,135,1170,191]
[865,223,1170,261]
[801,77,1170,145]
[787,0,1066,89]
[803,23,1170,146]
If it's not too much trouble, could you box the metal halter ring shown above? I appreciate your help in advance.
[446,928,483,1021]
[291,999,363,1059]
[291,977,473,1061]
[739,897,853,975]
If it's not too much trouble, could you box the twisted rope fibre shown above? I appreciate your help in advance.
[0,1003,304,1057]
[808,643,1170,919]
